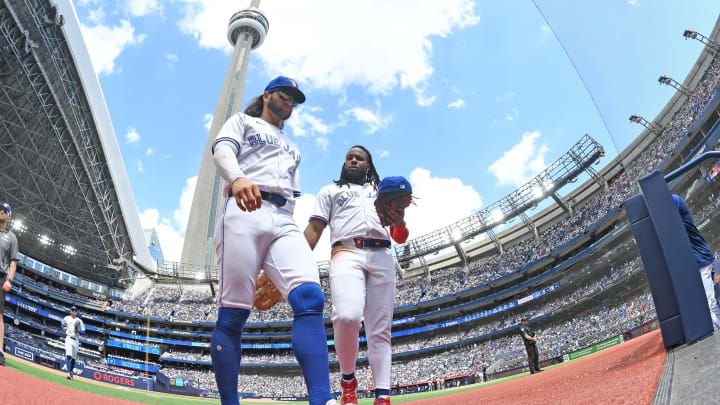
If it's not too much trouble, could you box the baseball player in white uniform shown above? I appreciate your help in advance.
[62,305,85,380]
[304,146,410,405]
[210,76,336,405]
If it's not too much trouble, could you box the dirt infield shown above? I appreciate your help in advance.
[0,330,667,404]
[410,329,666,405]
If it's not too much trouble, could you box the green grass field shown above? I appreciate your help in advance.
[7,355,557,404]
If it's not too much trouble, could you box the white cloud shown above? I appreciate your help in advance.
[137,160,144,173]
[448,98,466,109]
[176,0,479,106]
[628,0,638,6]
[405,168,483,238]
[146,147,154,156]
[293,194,331,262]
[138,176,197,262]
[487,131,549,187]
[203,113,213,131]
[79,19,145,76]
[287,106,330,138]
[126,0,162,16]
[316,137,329,151]
[87,8,105,25]
[166,53,179,69]
[125,128,140,144]
[342,105,391,134]
[377,150,390,159]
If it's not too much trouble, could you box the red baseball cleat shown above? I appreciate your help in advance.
[340,378,358,405]
[373,397,391,405]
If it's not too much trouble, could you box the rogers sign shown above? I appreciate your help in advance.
[92,371,136,387]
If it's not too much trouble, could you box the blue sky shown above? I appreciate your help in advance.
[73,0,718,262]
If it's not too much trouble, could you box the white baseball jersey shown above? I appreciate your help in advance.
[62,315,85,358]
[213,112,302,207]
[311,183,391,244]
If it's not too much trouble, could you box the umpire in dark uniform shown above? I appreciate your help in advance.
[520,317,542,374]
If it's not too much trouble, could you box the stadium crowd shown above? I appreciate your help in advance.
[159,288,655,398]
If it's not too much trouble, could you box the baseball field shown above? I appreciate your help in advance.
[0,329,665,404]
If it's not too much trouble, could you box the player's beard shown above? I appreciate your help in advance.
[266,96,292,121]
[342,166,367,184]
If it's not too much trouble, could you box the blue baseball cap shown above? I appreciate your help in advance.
[378,176,412,194]
[264,76,305,104]
[1,203,10,216]
[70,305,77,311]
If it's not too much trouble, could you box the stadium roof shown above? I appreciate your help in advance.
[0,0,153,283]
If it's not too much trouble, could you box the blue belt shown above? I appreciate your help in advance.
[333,238,391,249]
[260,191,287,207]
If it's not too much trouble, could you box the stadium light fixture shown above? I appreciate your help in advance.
[657,75,691,97]
[11,220,26,233]
[62,245,76,255]
[38,234,52,245]
[683,29,720,53]
[683,30,698,40]
[628,114,660,133]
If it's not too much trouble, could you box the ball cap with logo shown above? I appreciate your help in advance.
[264,76,306,104]
[1,202,11,216]
[70,305,77,312]
[377,176,412,194]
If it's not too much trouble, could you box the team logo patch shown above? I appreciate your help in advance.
[216,345,222,351]
[289,79,298,88]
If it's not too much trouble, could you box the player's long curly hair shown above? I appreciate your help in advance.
[334,145,381,190]
[244,94,284,129]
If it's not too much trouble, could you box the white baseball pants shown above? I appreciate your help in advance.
[65,336,78,358]
[700,262,720,331]
[330,244,395,390]
[214,196,321,309]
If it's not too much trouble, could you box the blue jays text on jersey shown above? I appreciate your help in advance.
[213,112,303,202]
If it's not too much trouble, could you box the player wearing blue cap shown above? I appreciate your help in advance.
[210,76,336,405]
[62,305,85,380]
[304,146,410,405]
[0,202,17,366]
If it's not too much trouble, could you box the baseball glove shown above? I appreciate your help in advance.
[254,271,282,311]
[375,176,414,227]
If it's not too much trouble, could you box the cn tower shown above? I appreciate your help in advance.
[181,1,268,267]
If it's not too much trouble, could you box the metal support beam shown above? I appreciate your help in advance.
[550,192,573,216]
[629,114,662,134]
[683,29,720,54]
[658,75,691,97]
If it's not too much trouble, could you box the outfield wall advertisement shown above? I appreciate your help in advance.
[563,335,624,362]
[5,338,154,390]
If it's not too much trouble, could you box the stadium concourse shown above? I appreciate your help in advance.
[2,0,720,403]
